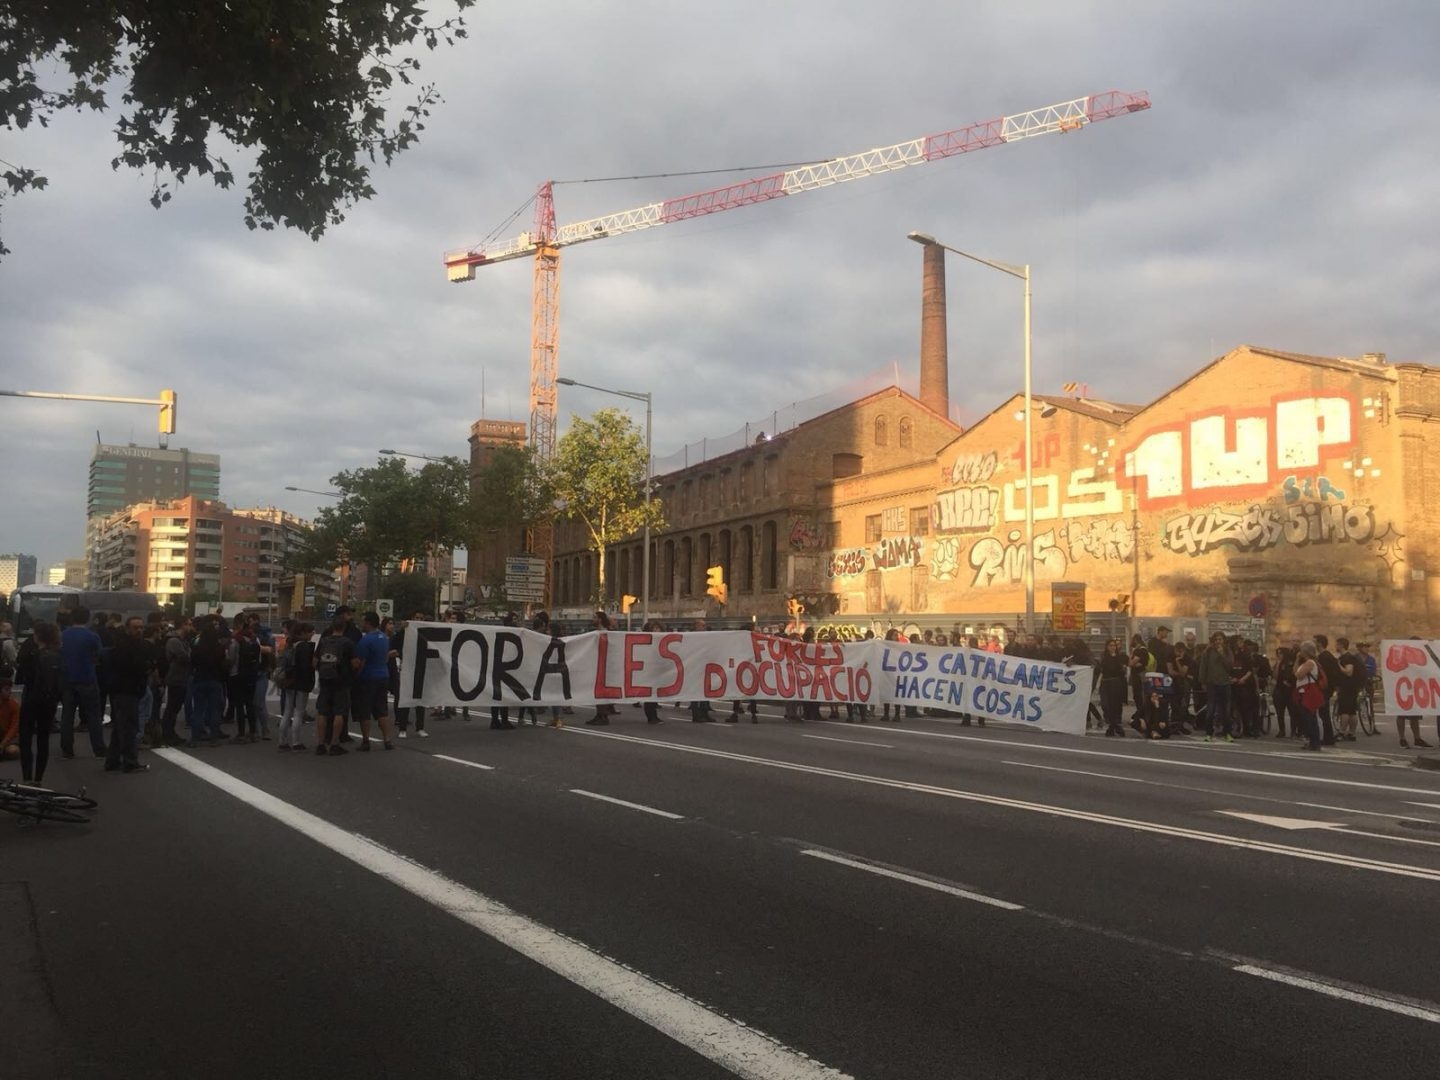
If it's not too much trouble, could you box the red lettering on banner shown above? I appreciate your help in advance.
[593,634,621,699]
[1396,675,1440,712]
[624,633,652,698]
[656,634,684,696]
[703,664,727,697]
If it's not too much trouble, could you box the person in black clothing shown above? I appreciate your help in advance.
[1127,635,1149,728]
[1314,634,1342,745]
[336,606,363,742]
[1098,637,1128,736]
[1272,646,1298,738]
[313,620,356,755]
[278,622,316,750]
[1333,637,1363,742]
[15,621,63,783]
[491,611,520,729]
[105,616,153,773]
[1231,637,1260,738]
[1146,627,1177,733]
[391,613,427,737]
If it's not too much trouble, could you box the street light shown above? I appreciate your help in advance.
[908,230,1035,628]
[284,485,341,499]
[379,448,448,463]
[284,486,346,605]
[556,375,653,624]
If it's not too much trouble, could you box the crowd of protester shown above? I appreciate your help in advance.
[2,611,1436,781]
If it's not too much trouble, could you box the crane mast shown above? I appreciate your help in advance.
[445,89,1151,606]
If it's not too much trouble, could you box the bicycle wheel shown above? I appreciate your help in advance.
[7,784,97,811]
[0,796,91,823]
[1358,687,1377,736]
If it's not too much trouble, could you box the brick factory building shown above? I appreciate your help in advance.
[552,346,1440,641]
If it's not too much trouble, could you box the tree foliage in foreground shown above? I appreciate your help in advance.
[0,0,476,256]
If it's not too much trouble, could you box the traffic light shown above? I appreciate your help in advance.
[1110,593,1131,614]
[158,389,177,435]
[621,594,637,614]
[786,598,805,617]
[705,565,726,605]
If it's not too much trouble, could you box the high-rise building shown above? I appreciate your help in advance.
[87,496,336,614]
[0,553,38,595]
[87,443,221,521]
[45,559,87,587]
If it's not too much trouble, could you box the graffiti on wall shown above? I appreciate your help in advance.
[1123,395,1356,509]
[931,536,962,582]
[874,535,924,571]
[826,548,868,578]
[944,450,998,487]
[788,516,824,550]
[1063,518,1134,564]
[1161,501,1377,557]
[933,486,999,534]
[1281,475,1346,504]
[969,529,1068,587]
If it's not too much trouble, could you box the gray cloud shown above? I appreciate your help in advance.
[2,0,1436,571]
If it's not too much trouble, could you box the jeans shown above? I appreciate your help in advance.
[106,692,141,768]
[1206,682,1233,736]
[253,673,271,737]
[163,680,190,740]
[230,675,257,736]
[189,679,224,742]
[60,681,105,756]
[19,694,57,782]
[279,688,310,746]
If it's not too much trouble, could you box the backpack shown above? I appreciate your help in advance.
[1316,661,1329,694]
[315,636,345,683]
[237,637,262,678]
[275,644,297,688]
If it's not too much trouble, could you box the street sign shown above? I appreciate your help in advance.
[505,555,547,603]
[1051,582,1086,633]
[325,602,338,619]
[376,598,394,618]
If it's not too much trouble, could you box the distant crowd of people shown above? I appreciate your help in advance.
[3,613,1436,782]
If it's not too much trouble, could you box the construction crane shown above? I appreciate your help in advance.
[444,89,1151,601]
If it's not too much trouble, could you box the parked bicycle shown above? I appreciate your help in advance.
[1357,677,1379,736]
[0,780,97,824]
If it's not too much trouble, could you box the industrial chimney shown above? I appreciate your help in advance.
[918,242,949,417]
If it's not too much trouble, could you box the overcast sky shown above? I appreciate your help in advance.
[3,0,1437,572]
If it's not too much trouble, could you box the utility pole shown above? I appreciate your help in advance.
[1,388,178,434]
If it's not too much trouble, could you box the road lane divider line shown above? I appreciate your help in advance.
[152,749,851,1080]
[1230,962,1440,1024]
[800,735,894,749]
[799,849,1023,910]
[433,754,495,771]
[1005,760,1440,826]
[565,729,1440,883]
[570,789,685,820]
[815,721,1440,796]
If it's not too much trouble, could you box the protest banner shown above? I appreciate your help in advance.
[398,624,1091,735]
[1379,639,1440,715]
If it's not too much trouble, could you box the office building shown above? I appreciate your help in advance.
[0,553,38,595]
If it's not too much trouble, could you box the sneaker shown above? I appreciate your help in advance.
[328,744,348,756]
[291,744,307,752]
[1416,738,1433,748]
[358,740,371,752]
[383,741,394,751]
[416,730,430,739]
[1204,735,1213,742]
[278,744,291,752]
[1223,734,1234,743]
[398,730,408,739]
[122,763,150,774]
[316,744,329,756]
[338,733,354,743]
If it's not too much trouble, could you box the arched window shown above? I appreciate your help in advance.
[899,416,913,448]
[874,415,889,446]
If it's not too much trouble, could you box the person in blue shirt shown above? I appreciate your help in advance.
[353,611,396,750]
[59,606,107,758]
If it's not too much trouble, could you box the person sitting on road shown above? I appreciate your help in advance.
[0,679,19,760]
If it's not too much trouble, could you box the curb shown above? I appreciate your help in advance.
[1415,754,1440,772]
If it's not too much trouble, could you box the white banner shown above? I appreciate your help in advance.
[398,625,1091,735]
[1379,639,1440,715]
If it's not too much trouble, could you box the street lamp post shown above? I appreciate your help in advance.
[908,231,1034,629]
[556,376,653,624]
[285,485,347,605]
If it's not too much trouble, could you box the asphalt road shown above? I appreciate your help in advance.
[7,702,1440,1079]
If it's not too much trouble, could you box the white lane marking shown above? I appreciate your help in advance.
[1232,964,1440,1024]
[1407,803,1440,810]
[1217,811,1344,831]
[800,735,894,749]
[433,754,495,771]
[569,789,685,820]
[565,729,1440,883]
[820,721,1440,796]
[800,849,1023,911]
[1005,760,1440,825]
[153,750,849,1080]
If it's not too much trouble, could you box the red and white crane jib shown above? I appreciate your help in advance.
[443,89,1150,281]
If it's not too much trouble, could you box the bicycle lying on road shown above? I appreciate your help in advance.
[0,779,98,824]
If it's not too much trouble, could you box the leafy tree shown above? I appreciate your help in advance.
[547,408,664,605]
[290,454,475,583]
[472,444,552,533]
[0,0,476,257]
[377,570,438,621]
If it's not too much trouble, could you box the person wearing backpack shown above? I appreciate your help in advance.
[313,619,356,756]
[1313,634,1342,746]
[277,623,316,751]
